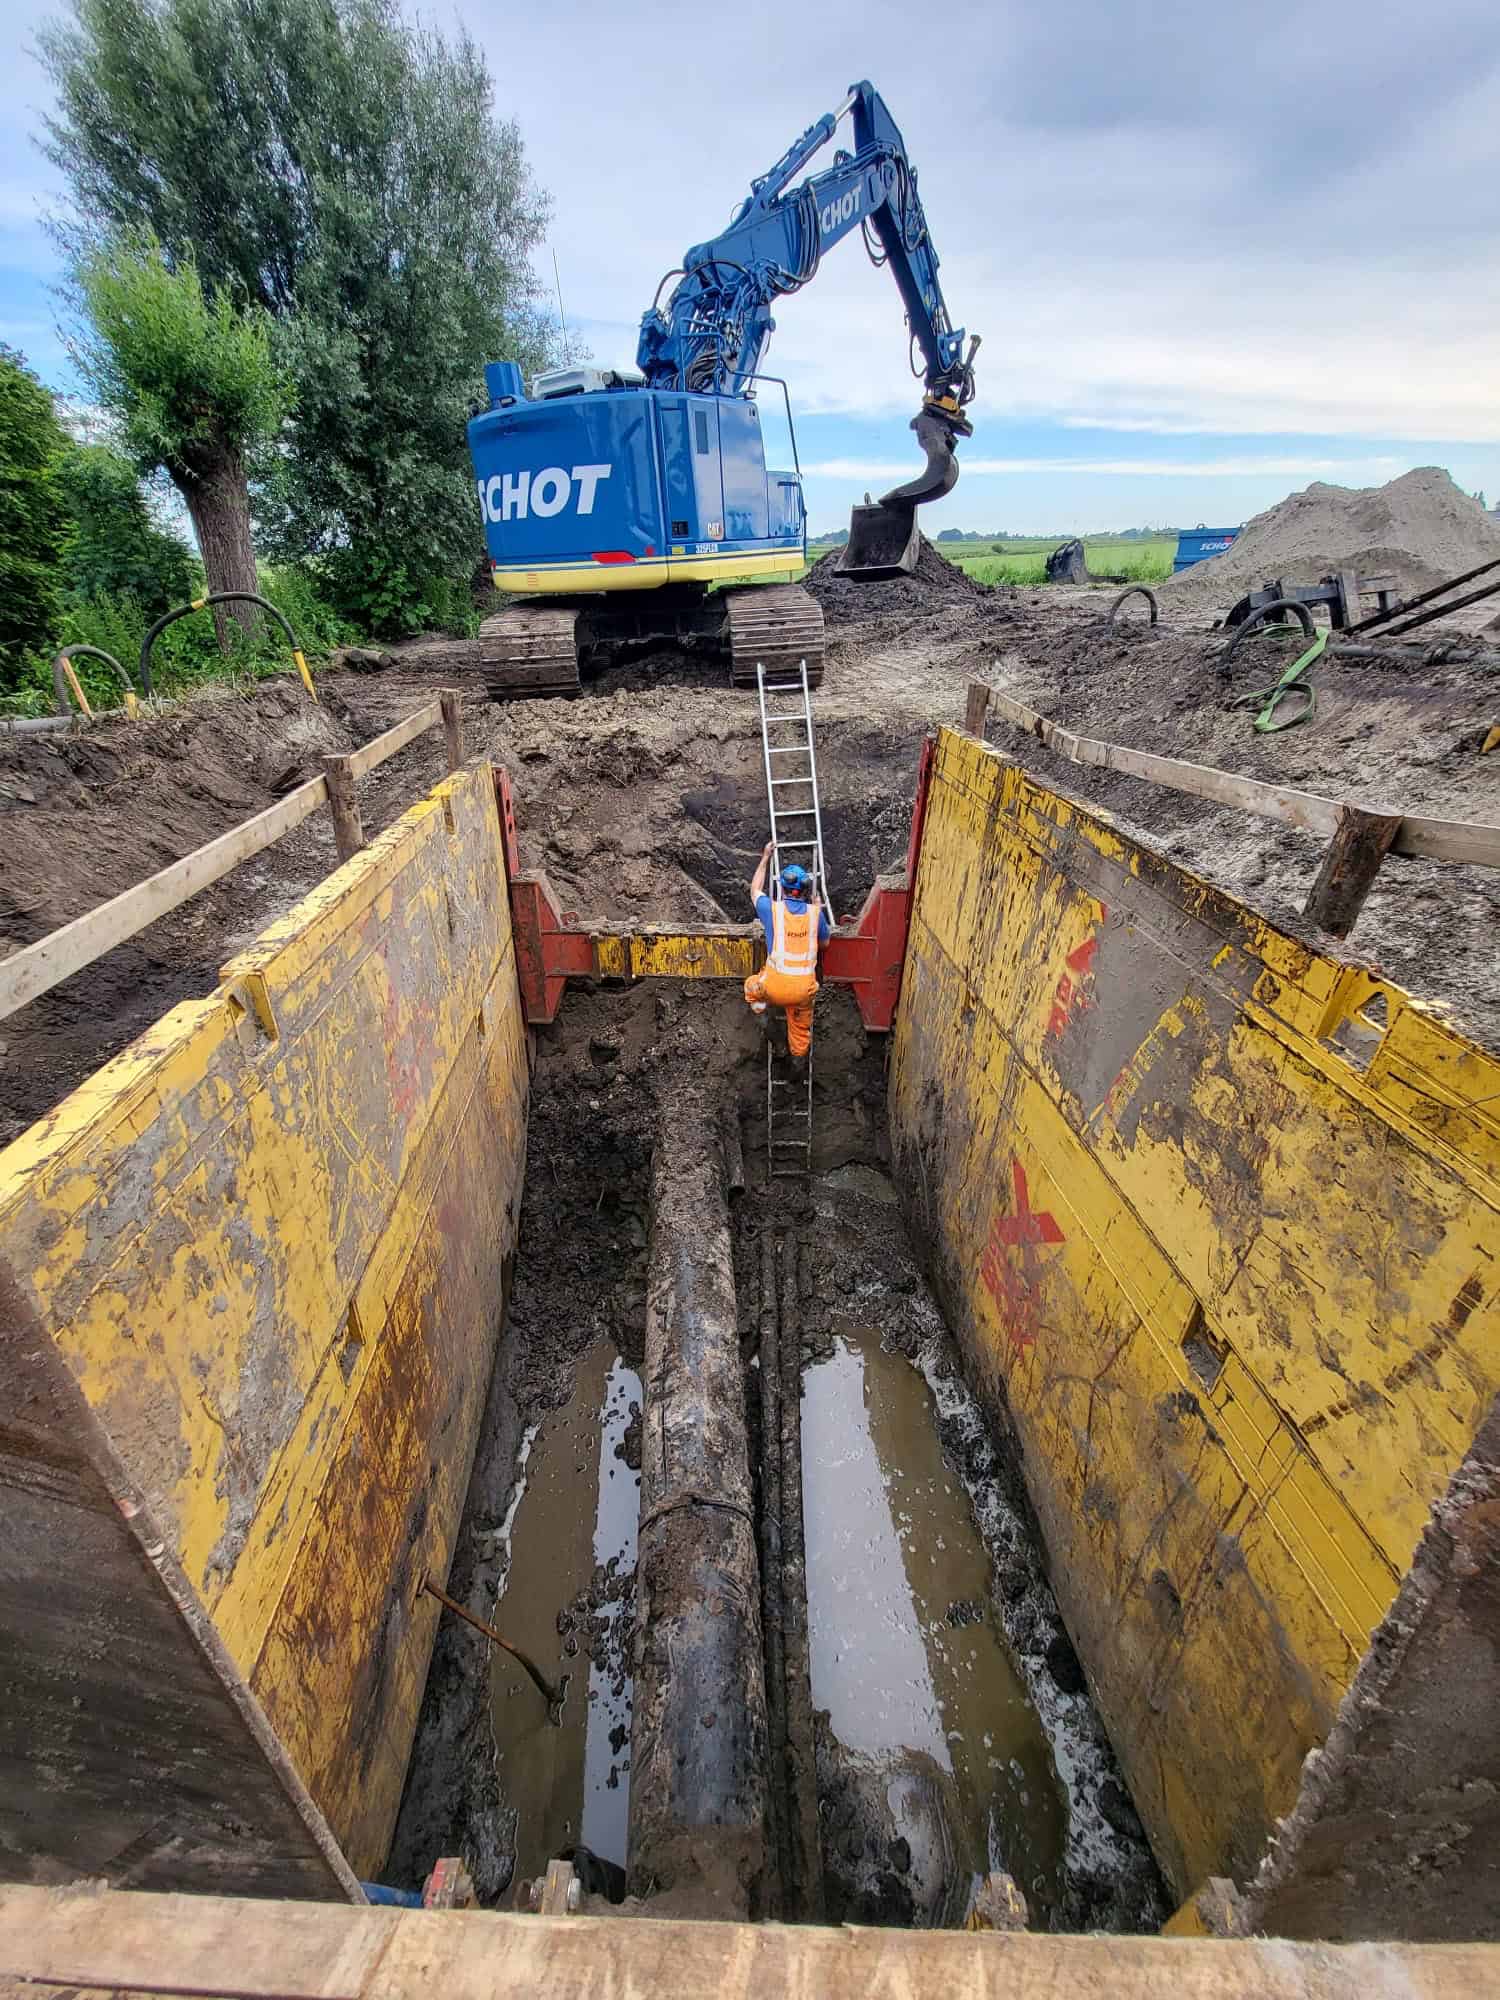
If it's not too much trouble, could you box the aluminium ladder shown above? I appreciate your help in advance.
[756,660,832,914]
[756,660,828,1182]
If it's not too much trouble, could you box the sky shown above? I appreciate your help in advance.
[3,0,1498,536]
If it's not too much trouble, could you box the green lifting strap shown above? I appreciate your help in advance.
[1228,626,1328,733]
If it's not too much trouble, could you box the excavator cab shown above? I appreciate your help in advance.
[836,405,967,581]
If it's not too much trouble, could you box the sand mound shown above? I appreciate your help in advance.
[805,532,994,621]
[1159,467,1500,612]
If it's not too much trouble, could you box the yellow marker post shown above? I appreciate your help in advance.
[293,648,319,704]
[61,661,94,720]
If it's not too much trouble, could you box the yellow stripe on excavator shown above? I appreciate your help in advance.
[493,549,805,593]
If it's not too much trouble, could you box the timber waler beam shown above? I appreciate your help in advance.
[494,737,934,1032]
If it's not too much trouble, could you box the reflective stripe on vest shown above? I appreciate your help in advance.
[771,899,820,976]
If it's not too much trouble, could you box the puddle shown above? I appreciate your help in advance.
[489,1341,641,1885]
[802,1326,1068,1920]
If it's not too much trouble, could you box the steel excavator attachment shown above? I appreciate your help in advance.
[836,410,961,581]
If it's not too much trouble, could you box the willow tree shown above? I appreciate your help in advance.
[42,0,555,632]
[70,240,287,642]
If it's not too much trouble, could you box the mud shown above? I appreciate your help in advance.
[482,1339,640,1890]
[802,1324,1069,1922]
[781,1164,1164,1934]
[387,983,1162,1931]
[804,532,1000,620]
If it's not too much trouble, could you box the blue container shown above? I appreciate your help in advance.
[1172,526,1240,573]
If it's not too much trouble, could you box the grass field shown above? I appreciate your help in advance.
[933,536,1178,587]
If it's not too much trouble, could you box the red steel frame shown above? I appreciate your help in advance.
[494,735,936,1033]
[820,733,935,1032]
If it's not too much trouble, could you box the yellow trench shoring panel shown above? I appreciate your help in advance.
[888,727,1500,1900]
[0,765,529,1883]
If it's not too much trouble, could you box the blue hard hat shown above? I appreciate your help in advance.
[780,864,811,894]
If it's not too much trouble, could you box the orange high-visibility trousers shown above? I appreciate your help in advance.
[743,966,818,1057]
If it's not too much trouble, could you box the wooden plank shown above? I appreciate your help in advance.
[984,688,1500,870]
[0,777,329,1023]
[347,699,442,781]
[0,1885,1496,1999]
[1304,806,1403,936]
[0,700,449,1025]
[1398,814,1500,866]
[964,680,992,736]
[986,691,1344,837]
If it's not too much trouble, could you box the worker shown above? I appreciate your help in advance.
[744,842,830,1061]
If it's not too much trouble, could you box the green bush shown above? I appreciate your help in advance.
[0,347,70,686]
[0,559,364,719]
[322,550,479,639]
[56,442,195,614]
[257,563,362,653]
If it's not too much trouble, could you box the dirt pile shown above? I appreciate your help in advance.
[0,681,356,1144]
[993,622,1500,1047]
[806,533,997,622]
[1159,467,1500,613]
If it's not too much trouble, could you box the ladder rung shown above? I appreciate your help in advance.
[775,840,816,849]
[768,746,809,755]
[770,778,813,788]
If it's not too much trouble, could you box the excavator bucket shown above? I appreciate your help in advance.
[835,409,960,582]
[838,499,921,581]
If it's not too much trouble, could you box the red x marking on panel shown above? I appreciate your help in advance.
[980,1160,1066,1360]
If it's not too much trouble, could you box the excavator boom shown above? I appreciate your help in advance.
[466,83,979,696]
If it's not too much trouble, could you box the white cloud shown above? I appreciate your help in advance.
[482,0,1500,448]
[4,0,1497,470]
[803,454,1405,480]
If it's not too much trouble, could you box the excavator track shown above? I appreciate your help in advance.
[725,585,825,690]
[478,607,581,700]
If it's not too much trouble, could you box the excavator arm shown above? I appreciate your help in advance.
[636,82,979,574]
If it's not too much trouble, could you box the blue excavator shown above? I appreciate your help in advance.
[467,81,980,695]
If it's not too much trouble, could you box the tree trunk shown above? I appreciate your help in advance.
[178,448,260,649]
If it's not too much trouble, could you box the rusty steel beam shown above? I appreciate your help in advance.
[496,739,937,1032]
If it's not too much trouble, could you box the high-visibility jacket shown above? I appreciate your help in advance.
[769,898,822,977]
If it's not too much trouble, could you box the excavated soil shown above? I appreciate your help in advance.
[3,538,1496,1140]
[1158,466,1500,620]
[804,534,1000,619]
[3,528,1494,1929]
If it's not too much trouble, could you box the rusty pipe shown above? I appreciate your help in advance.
[421,1576,564,1719]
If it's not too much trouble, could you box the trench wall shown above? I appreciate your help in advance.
[888,726,1500,1906]
[0,765,529,1890]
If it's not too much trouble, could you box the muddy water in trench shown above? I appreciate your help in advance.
[489,1341,641,1887]
[803,1326,1068,1920]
